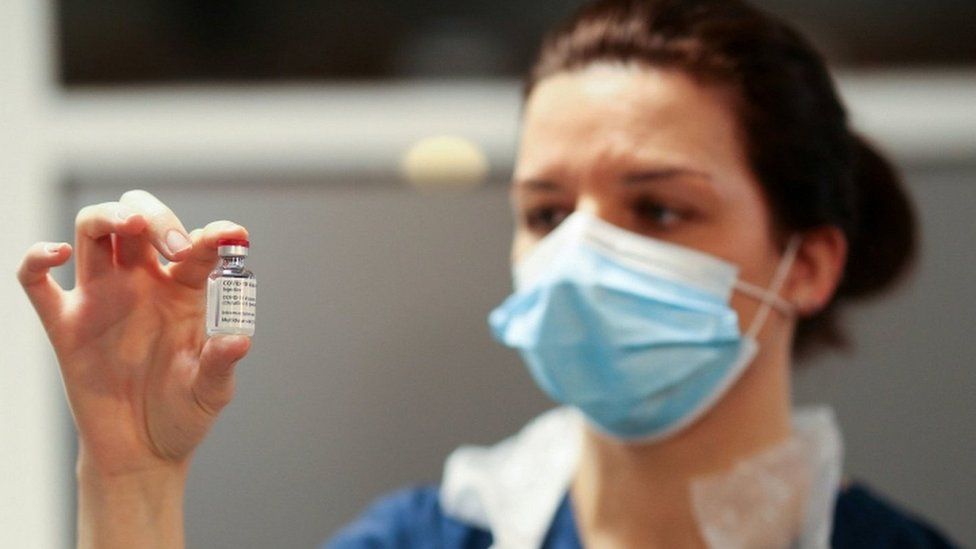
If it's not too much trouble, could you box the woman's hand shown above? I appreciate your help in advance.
[18,189,252,478]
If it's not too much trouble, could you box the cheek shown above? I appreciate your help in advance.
[729,291,762,336]
[727,238,792,337]
[710,178,783,279]
[711,195,785,334]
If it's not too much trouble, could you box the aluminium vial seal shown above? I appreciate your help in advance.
[217,238,249,257]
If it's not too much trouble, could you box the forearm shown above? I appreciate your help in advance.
[76,459,189,549]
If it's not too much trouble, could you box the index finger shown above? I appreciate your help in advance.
[119,189,193,261]
[168,220,249,289]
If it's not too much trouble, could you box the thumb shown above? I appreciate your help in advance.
[192,335,251,416]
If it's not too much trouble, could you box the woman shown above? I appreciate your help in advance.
[18,0,955,547]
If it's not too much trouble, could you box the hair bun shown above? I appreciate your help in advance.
[838,134,917,299]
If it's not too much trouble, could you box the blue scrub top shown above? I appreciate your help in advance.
[324,482,957,548]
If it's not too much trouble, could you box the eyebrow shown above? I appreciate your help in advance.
[511,179,566,192]
[622,167,713,185]
[512,167,715,193]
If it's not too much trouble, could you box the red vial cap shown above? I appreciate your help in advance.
[217,238,249,247]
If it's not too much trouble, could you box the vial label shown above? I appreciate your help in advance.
[206,278,257,336]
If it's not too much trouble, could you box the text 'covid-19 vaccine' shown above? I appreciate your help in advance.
[206,238,256,337]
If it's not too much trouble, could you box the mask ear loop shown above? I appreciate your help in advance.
[744,235,803,340]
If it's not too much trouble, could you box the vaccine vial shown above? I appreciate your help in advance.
[206,238,256,336]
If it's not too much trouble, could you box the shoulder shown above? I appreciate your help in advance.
[323,485,493,549]
[832,482,959,548]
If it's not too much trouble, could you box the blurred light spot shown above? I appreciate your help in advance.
[400,135,489,191]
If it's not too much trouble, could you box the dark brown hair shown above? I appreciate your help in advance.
[525,0,917,355]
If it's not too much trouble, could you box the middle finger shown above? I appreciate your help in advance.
[119,189,193,262]
[74,201,147,284]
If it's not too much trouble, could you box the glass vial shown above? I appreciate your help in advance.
[206,238,256,336]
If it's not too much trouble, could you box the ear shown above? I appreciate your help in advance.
[786,226,847,317]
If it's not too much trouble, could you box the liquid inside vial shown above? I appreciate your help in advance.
[206,238,256,336]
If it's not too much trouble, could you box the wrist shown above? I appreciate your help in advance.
[76,454,189,549]
[76,436,192,481]
[77,461,189,500]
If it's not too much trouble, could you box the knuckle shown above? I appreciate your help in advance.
[143,210,169,225]
[205,219,231,231]
[122,192,173,221]
[74,202,117,226]
[205,219,245,235]
[147,207,178,226]
[74,205,96,225]
[15,263,29,286]
[16,250,41,285]
[121,189,171,219]
[120,189,150,203]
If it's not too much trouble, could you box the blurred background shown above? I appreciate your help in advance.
[1,1,974,547]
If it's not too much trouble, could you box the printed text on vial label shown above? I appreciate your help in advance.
[215,279,256,328]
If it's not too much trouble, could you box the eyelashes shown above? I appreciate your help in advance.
[632,198,686,229]
[520,198,689,236]
[523,205,572,234]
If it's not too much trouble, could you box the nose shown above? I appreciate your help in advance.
[574,196,600,218]
[575,193,631,231]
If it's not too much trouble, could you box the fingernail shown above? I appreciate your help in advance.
[45,243,62,254]
[166,230,192,255]
[116,206,137,221]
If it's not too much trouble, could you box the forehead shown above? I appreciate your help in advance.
[517,64,744,179]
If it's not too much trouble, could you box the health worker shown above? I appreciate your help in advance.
[18,0,956,547]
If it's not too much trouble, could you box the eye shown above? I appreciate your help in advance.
[523,205,572,235]
[633,198,685,230]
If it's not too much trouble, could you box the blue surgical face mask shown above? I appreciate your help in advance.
[488,211,800,442]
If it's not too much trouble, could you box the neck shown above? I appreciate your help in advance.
[571,336,793,548]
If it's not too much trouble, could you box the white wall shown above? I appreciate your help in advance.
[0,1,68,548]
